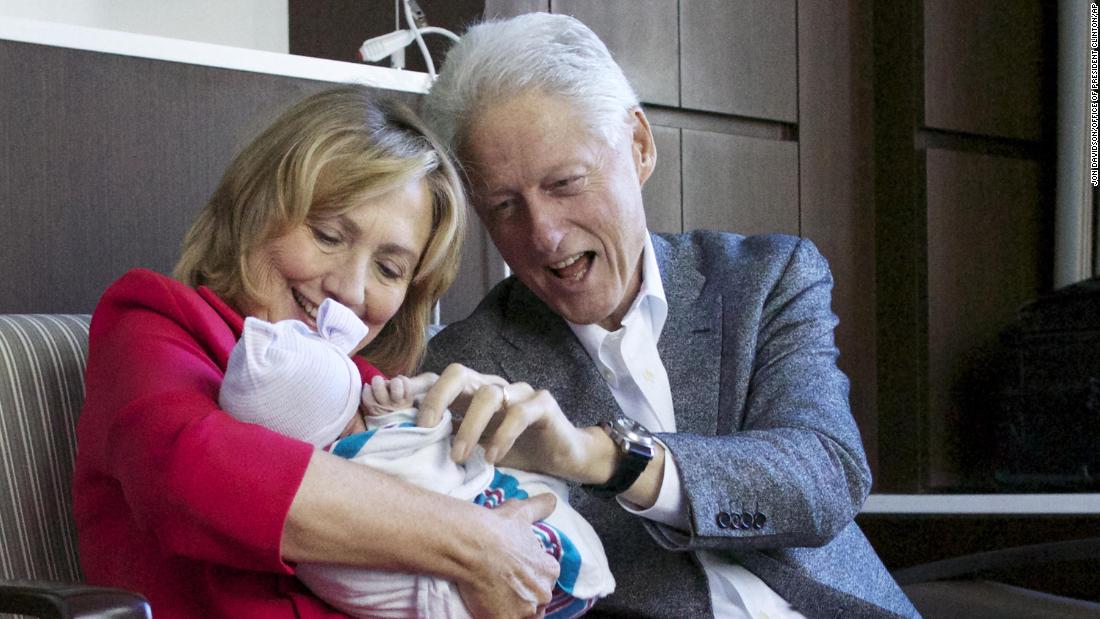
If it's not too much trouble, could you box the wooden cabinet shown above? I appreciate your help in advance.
[0,38,378,314]
[924,149,1044,488]
[680,0,797,122]
[874,0,1054,491]
[681,130,799,235]
[552,0,679,107]
[547,0,802,239]
[923,0,1044,141]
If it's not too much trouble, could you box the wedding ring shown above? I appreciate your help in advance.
[497,384,510,409]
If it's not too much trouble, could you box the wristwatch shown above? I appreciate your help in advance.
[583,417,655,498]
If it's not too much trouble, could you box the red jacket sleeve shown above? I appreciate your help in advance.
[78,270,315,574]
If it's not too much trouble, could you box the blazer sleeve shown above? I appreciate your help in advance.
[646,238,872,552]
[78,271,315,574]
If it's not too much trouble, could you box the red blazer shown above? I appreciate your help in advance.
[73,269,383,618]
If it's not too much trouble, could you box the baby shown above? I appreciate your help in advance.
[218,299,614,619]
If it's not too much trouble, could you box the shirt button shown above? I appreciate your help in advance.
[602,369,614,382]
[643,368,655,383]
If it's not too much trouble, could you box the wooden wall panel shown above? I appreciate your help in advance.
[797,0,878,476]
[680,0,797,121]
[643,125,683,233]
[552,0,679,106]
[924,149,1043,489]
[484,0,548,18]
[923,0,1043,140]
[0,40,401,314]
[681,130,798,235]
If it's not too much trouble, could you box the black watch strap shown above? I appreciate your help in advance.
[583,420,655,498]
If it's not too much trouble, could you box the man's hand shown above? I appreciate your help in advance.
[457,493,560,619]
[416,363,508,428]
[418,364,609,483]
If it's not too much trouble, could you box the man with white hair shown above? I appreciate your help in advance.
[420,13,917,618]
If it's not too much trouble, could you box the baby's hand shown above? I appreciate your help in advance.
[361,373,439,417]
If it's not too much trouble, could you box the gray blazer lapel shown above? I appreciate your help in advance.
[652,234,723,437]
[496,284,622,429]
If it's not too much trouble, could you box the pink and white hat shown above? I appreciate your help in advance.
[219,299,368,447]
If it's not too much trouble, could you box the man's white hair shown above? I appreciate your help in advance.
[422,12,640,155]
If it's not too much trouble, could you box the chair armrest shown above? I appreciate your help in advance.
[0,580,151,618]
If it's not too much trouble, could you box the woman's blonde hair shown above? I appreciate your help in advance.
[175,85,465,375]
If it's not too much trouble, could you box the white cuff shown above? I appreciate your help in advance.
[616,438,690,530]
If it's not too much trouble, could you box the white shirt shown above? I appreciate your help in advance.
[568,234,806,619]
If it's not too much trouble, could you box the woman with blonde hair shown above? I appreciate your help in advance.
[73,85,560,619]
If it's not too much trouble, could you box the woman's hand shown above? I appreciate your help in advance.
[286,451,562,618]
[417,364,611,483]
[457,493,560,619]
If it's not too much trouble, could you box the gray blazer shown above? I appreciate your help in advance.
[425,231,918,618]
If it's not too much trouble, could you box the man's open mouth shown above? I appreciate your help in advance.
[548,251,594,280]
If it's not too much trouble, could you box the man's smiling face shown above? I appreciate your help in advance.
[461,91,656,330]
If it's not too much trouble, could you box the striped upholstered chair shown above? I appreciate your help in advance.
[0,315,150,618]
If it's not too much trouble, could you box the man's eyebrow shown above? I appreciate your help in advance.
[472,175,510,198]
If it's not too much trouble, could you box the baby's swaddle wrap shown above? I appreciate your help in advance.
[219,300,614,618]
[300,408,615,618]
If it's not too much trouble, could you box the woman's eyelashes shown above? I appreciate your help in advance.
[309,224,342,247]
[306,222,411,282]
[377,261,404,281]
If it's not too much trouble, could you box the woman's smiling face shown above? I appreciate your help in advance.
[241,178,433,349]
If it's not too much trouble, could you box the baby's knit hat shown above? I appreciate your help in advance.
[219,299,368,447]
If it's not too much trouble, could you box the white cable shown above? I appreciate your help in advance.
[358,29,415,62]
[358,1,458,78]
[403,0,435,79]
[358,28,457,65]
[418,26,460,43]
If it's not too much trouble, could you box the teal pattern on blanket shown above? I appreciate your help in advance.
[330,422,415,459]
[476,470,583,596]
[332,434,588,611]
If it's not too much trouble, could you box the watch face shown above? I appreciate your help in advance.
[584,417,655,497]
[612,417,655,446]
